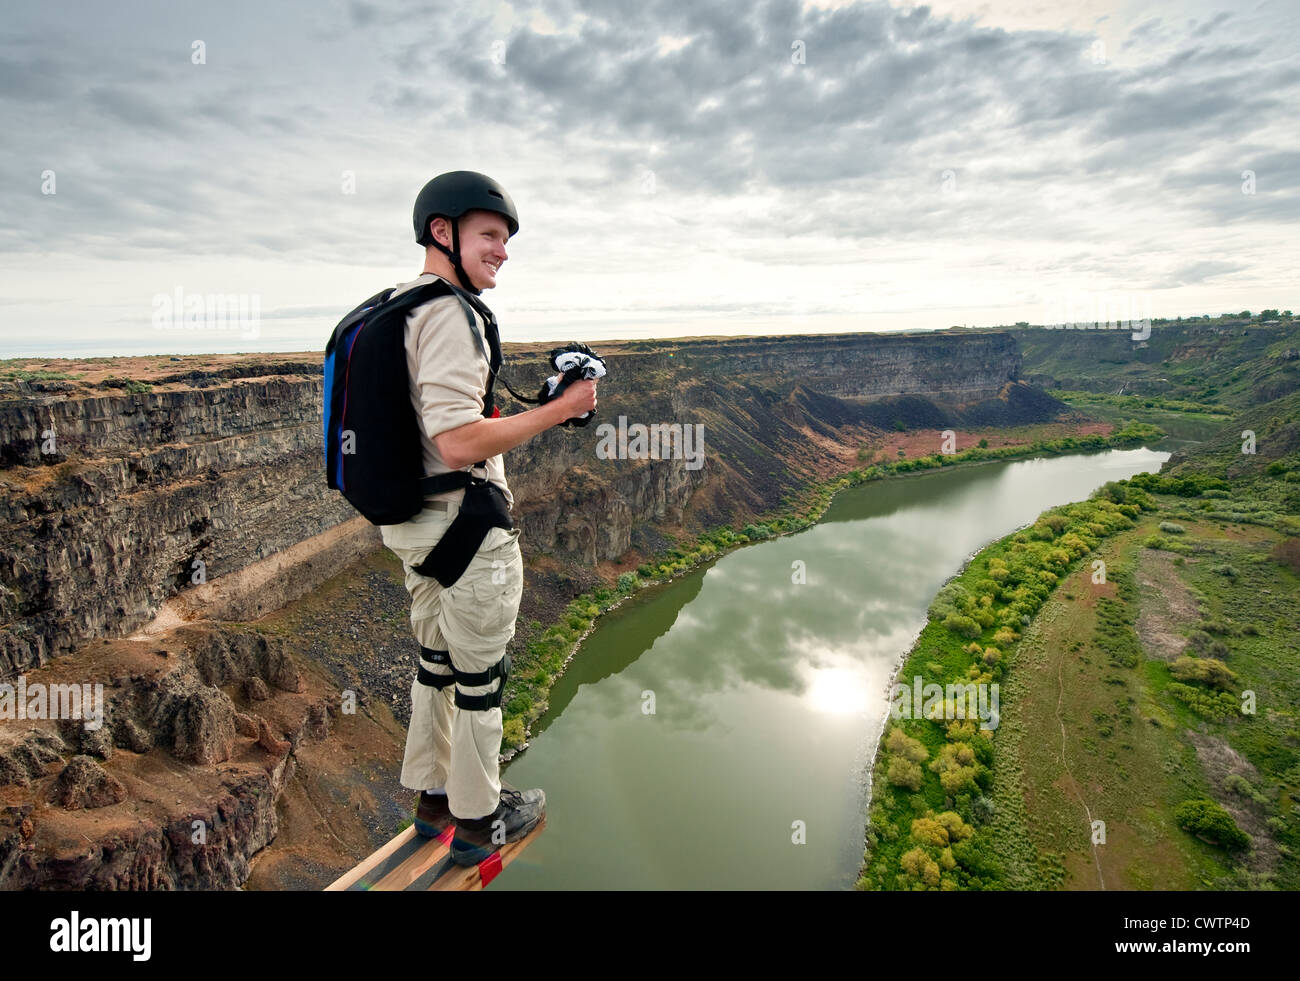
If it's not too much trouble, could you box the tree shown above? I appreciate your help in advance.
[911,817,950,847]
[930,744,980,795]
[887,758,923,791]
[900,847,941,886]
[1174,799,1250,849]
[935,811,974,842]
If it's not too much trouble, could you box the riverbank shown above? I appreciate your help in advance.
[858,391,1300,890]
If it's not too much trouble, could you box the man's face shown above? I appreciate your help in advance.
[433,210,509,291]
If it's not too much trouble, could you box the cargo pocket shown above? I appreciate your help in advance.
[466,542,523,642]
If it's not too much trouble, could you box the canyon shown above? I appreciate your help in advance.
[0,328,1071,888]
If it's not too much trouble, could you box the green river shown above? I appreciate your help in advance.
[498,445,1178,889]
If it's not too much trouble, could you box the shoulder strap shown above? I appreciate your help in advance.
[442,281,541,406]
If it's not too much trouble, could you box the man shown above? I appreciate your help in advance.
[380,171,596,866]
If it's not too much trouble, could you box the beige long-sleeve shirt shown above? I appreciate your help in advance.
[390,273,514,510]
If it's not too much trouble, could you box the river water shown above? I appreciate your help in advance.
[497,446,1172,889]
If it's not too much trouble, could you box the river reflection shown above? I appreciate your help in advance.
[497,447,1169,890]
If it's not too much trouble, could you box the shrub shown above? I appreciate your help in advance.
[617,572,637,593]
[502,717,526,749]
[1158,521,1186,534]
[1167,683,1239,720]
[899,848,941,886]
[1224,774,1265,803]
[887,758,923,791]
[934,810,974,842]
[946,719,977,741]
[886,727,929,763]
[911,817,950,847]
[930,745,980,795]
[1174,799,1250,850]
[1169,656,1238,691]
[992,627,1019,646]
[1270,538,1300,574]
[943,613,981,639]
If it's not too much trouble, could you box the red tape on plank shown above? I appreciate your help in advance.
[479,851,503,887]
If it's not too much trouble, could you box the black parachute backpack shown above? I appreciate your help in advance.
[323,278,510,526]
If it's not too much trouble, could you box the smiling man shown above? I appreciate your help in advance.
[380,171,596,866]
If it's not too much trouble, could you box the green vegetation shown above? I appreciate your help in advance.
[1012,318,1300,410]
[863,386,1300,890]
[860,480,1153,890]
[101,376,153,394]
[1049,390,1232,417]
[0,368,82,383]
[1174,799,1250,850]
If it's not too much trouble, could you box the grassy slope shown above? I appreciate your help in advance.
[1006,319,1300,409]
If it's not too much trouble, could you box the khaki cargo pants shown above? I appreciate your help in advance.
[381,498,523,820]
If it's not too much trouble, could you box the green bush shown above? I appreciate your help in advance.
[502,717,527,749]
[1158,521,1186,534]
[886,727,929,763]
[1174,798,1250,849]
[887,758,923,791]
[943,613,981,639]
[1168,683,1239,719]
[1169,656,1237,691]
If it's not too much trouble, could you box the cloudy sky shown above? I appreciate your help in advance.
[1,0,1296,358]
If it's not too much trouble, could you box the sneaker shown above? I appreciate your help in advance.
[450,787,546,867]
[413,790,452,838]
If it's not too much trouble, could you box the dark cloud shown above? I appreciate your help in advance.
[1167,259,1248,285]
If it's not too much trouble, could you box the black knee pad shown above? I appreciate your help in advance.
[452,654,511,711]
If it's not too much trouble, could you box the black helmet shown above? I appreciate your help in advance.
[413,171,518,295]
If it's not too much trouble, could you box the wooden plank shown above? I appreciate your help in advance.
[371,825,455,890]
[429,816,546,891]
[325,825,419,891]
[327,816,545,891]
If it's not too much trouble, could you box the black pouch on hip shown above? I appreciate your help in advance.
[412,469,515,588]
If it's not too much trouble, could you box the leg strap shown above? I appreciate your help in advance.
[452,654,511,711]
[416,648,455,690]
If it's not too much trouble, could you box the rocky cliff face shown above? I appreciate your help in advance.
[0,332,1042,679]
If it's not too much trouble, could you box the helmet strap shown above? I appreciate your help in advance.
[450,218,483,295]
[427,217,483,295]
